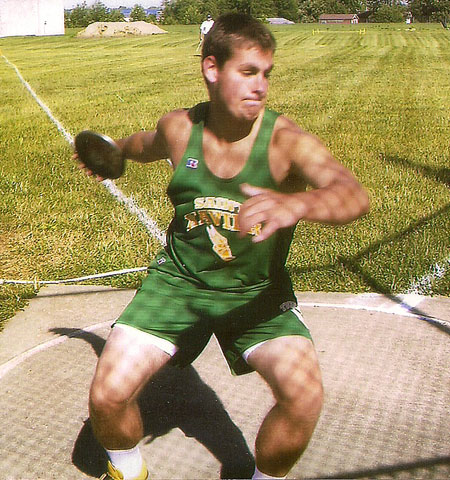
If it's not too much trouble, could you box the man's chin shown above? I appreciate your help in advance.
[240,104,264,121]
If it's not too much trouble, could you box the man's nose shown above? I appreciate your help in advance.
[252,73,267,94]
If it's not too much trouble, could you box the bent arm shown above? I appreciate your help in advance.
[239,126,369,242]
[287,132,369,225]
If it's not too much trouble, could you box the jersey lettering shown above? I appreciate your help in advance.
[185,196,261,236]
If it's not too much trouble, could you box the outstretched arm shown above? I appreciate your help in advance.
[238,126,369,242]
[115,123,169,164]
[75,110,188,180]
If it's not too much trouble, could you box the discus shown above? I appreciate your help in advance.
[74,130,125,180]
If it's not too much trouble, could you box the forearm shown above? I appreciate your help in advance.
[293,180,369,225]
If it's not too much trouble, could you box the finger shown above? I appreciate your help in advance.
[240,183,269,198]
[252,221,279,243]
[239,207,268,234]
[239,207,277,239]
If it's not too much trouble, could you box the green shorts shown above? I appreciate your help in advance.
[116,255,312,375]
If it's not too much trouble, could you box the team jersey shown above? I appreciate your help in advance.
[160,102,296,293]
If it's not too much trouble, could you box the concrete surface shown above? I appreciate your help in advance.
[1,285,449,479]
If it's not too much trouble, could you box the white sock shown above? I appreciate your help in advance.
[252,465,287,480]
[106,445,144,480]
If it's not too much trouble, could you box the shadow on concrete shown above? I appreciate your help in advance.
[50,328,255,479]
[320,455,450,479]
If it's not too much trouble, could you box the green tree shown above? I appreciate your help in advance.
[409,0,450,24]
[130,5,148,21]
[251,0,276,20]
[298,0,324,22]
[274,0,298,20]
[89,1,109,22]
[372,3,405,21]
[228,0,251,15]
[66,2,91,27]
[108,9,125,22]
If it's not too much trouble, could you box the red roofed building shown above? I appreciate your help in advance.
[319,14,359,24]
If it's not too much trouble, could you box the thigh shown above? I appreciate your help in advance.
[217,306,312,376]
[91,325,171,403]
[246,336,322,401]
[116,267,215,370]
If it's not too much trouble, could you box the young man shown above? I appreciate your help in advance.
[197,14,214,52]
[83,13,369,480]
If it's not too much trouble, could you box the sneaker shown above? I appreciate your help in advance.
[99,460,148,480]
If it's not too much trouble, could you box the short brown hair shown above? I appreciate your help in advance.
[202,13,276,68]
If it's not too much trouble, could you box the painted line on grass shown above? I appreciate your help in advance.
[0,267,148,287]
[1,53,74,146]
[1,53,166,248]
[103,180,167,246]
[407,256,450,295]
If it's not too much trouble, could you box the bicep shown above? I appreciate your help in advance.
[118,122,170,164]
[291,133,357,189]
[141,128,170,163]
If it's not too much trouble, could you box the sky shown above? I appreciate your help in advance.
[63,1,162,8]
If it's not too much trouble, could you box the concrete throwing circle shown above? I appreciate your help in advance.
[1,295,449,479]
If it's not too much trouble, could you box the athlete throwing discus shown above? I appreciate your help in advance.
[78,14,369,480]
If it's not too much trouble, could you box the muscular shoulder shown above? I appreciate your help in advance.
[270,114,337,187]
[156,108,194,167]
[157,103,209,167]
[269,115,312,183]
[271,115,317,157]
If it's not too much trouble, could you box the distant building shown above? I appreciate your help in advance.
[319,14,359,25]
[267,18,295,25]
[0,0,64,37]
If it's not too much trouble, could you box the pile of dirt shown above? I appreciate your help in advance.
[77,21,168,38]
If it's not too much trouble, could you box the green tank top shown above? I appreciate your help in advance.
[164,102,295,292]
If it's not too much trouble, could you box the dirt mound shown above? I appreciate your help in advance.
[78,21,168,38]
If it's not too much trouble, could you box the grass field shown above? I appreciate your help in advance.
[1,23,449,328]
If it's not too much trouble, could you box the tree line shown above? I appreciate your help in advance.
[65,2,157,27]
[64,1,449,27]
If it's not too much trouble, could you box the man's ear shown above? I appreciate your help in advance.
[202,55,219,84]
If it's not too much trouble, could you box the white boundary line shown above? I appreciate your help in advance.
[1,53,166,277]
[0,320,113,380]
[407,256,450,295]
[297,301,450,329]
[102,180,167,246]
[2,53,75,146]
[0,267,148,287]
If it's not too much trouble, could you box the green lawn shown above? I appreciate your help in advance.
[1,23,449,327]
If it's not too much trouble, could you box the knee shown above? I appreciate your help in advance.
[270,342,324,419]
[89,376,131,417]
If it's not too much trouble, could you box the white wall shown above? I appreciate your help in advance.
[0,0,64,37]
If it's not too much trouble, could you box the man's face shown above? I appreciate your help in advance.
[213,45,274,122]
